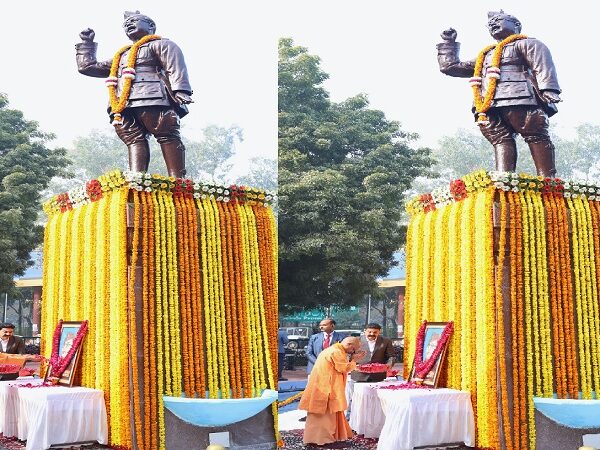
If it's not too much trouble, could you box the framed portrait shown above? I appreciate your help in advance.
[45,321,86,387]
[409,321,452,388]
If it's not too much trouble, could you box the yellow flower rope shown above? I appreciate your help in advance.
[472,34,527,124]
[107,35,161,124]
[446,201,462,389]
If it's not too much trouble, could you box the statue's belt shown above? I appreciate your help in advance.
[486,64,526,72]
[118,66,160,75]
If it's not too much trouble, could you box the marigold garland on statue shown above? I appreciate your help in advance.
[471,34,527,124]
[106,35,161,125]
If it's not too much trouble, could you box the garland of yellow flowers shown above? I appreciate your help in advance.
[533,192,553,397]
[128,191,143,450]
[106,35,161,125]
[544,194,566,398]
[495,191,513,450]
[230,204,252,396]
[581,200,600,394]
[474,189,498,448]
[471,34,527,124]
[587,201,600,393]
[556,195,579,399]
[187,196,206,396]
[519,191,536,449]
[507,192,525,449]
[446,201,462,389]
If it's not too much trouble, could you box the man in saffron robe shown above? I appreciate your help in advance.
[299,336,366,448]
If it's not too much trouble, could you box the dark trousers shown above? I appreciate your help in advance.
[278,352,286,379]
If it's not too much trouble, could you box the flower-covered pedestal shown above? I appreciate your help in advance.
[404,170,600,450]
[41,170,279,450]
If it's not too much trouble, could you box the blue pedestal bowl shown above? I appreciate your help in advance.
[163,389,278,427]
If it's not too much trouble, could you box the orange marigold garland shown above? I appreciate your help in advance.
[128,190,143,450]
[495,191,513,450]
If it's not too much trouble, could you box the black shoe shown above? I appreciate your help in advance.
[299,416,307,422]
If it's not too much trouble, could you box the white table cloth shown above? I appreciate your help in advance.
[376,388,475,450]
[349,380,406,438]
[0,379,44,437]
[17,386,108,450]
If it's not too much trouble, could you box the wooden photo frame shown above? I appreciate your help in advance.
[44,321,85,387]
[409,322,451,388]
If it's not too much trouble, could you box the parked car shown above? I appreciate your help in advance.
[280,327,310,353]
[391,336,404,361]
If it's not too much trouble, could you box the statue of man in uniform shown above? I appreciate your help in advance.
[437,11,561,177]
[76,11,193,177]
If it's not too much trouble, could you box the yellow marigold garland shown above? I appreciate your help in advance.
[587,200,600,393]
[107,35,161,125]
[495,191,513,450]
[446,200,462,389]
[471,34,527,124]
[152,191,166,447]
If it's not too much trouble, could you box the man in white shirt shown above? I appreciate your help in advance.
[0,323,25,354]
[346,322,396,420]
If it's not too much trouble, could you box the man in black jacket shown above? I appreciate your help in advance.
[0,323,25,354]
[346,323,395,420]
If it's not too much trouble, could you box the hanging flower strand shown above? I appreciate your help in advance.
[106,34,161,125]
[471,34,527,125]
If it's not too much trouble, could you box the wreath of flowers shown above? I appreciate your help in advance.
[412,320,454,379]
[48,320,89,379]
[106,34,162,125]
[470,34,527,125]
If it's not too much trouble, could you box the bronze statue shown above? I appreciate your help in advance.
[76,11,193,177]
[437,11,561,177]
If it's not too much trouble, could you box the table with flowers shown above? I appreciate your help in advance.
[0,379,44,438]
[16,385,108,450]
[348,379,405,438]
[375,387,475,450]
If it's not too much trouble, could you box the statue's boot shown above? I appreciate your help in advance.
[528,141,557,178]
[160,141,186,178]
[128,141,151,172]
[494,141,517,172]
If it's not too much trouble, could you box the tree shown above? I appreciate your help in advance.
[278,38,435,310]
[45,124,250,197]
[412,123,600,199]
[235,157,277,192]
[0,94,70,294]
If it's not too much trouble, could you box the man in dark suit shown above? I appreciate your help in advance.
[0,323,25,354]
[305,318,345,375]
[346,322,395,420]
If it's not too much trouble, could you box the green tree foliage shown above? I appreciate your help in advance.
[235,157,277,192]
[0,94,70,293]
[278,38,435,310]
[45,124,273,196]
[411,123,600,198]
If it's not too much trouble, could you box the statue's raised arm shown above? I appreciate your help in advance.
[75,11,193,178]
[436,10,561,178]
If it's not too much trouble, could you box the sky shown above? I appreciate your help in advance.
[1,1,598,174]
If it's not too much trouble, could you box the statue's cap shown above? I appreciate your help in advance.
[487,10,520,24]
[123,10,155,25]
